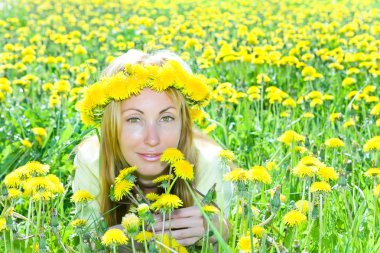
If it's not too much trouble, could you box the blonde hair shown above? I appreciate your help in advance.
[99,50,198,226]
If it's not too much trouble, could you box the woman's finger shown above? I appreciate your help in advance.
[171,206,202,219]
[177,236,203,246]
[153,216,204,231]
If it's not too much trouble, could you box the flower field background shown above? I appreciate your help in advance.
[0,0,380,252]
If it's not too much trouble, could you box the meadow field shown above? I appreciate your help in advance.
[0,0,379,252]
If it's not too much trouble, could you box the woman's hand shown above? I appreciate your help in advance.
[152,206,206,246]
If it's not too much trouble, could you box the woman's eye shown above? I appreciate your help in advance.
[127,117,140,123]
[161,116,174,122]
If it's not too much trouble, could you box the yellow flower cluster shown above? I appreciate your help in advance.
[3,161,64,201]
[160,148,194,181]
[292,156,338,181]
[78,60,212,125]
[223,166,272,184]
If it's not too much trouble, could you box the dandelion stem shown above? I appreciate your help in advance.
[3,231,8,253]
[141,220,149,253]
[318,194,323,253]
[131,238,136,253]
[342,189,353,224]
[24,199,33,250]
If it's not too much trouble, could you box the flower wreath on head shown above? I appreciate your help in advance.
[77,60,215,126]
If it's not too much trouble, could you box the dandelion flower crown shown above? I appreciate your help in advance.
[78,59,213,126]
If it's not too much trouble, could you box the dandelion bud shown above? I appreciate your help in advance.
[270,186,281,212]
[319,145,325,160]
[305,135,310,148]
[39,233,47,253]
[312,203,319,219]
[338,172,347,187]
[122,213,140,237]
[344,160,352,173]
[1,184,8,198]
[50,209,59,228]
[294,240,301,253]
[137,203,150,216]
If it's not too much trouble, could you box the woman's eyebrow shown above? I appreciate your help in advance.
[122,108,144,114]
[122,106,176,114]
[160,106,176,114]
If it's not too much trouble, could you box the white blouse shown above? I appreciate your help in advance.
[72,135,233,224]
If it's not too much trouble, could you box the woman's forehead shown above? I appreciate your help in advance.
[120,88,178,112]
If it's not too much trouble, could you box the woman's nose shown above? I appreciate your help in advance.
[144,123,160,146]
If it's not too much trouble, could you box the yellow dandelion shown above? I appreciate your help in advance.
[300,156,323,167]
[325,138,345,148]
[248,166,272,184]
[363,136,380,152]
[24,161,50,176]
[7,188,22,200]
[277,130,305,145]
[342,77,356,87]
[318,167,338,181]
[250,225,266,238]
[257,73,270,83]
[20,139,32,148]
[376,118,380,127]
[115,166,137,183]
[114,180,134,201]
[160,148,184,165]
[71,219,87,228]
[0,218,7,232]
[343,119,355,128]
[145,192,159,201]
[329,113,342,122]
[303,112,315,118]
[101,229,128,247]
[71,190,95,203]
[292,164,316,178]
[185,74,211,103]
[32,191,54,201]
[238,235,257,253]
[310,98,323,107]
[219,149,235,161]
[364,168,380,177]
[223,168,250,182]
[295,200,311,213]
[283,210,307,227]
[31,127,47,137]
[374,185,380,197]
[370,103,380,116]
[202,205,219,214]
[310,181,332,193]
[266,161,278,171]
[135,231,153,243]
[295,146,308,154]
[23,177,54,194]
[4,172,22,188]
[151,193,183,212]
[152,174,174,184]
[122,213,140,236]
[172,159,194,181]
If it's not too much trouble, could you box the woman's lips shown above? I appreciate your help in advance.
[138,153,162,162]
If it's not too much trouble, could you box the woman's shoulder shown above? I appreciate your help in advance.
[193,134,223,173]
[74,135,100,165]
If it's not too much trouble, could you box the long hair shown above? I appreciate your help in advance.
[99,50,199,226]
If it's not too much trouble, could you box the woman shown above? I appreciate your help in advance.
[72,49,233,247]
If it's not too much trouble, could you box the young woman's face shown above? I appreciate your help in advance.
[120,88,181,187]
